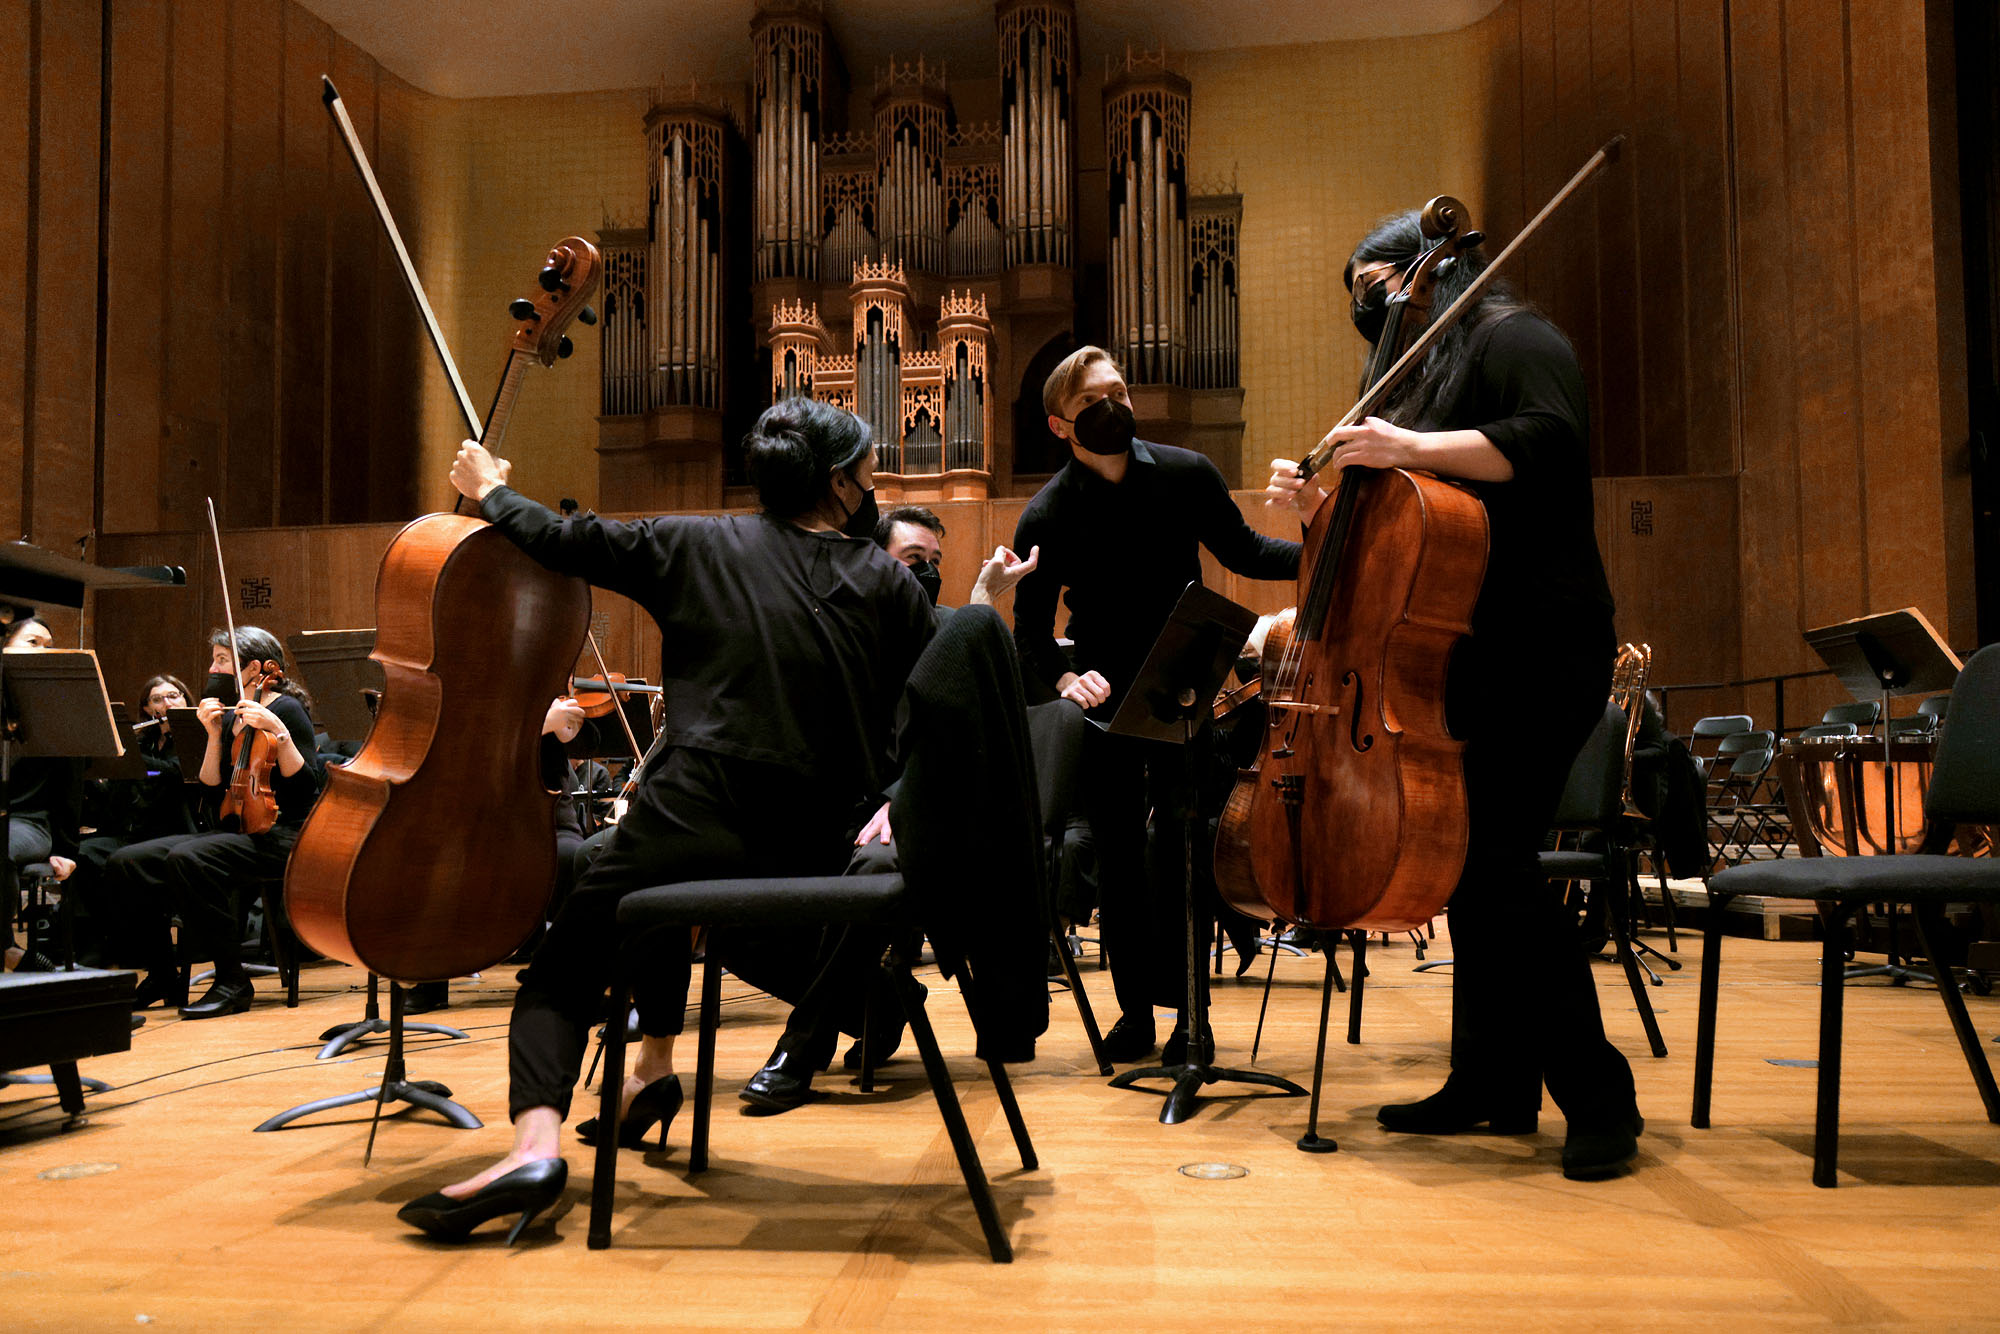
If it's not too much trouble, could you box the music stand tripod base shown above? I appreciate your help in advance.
[317,972,466,1059]
[1097,583,1310,1125]
[254,981,480,1160]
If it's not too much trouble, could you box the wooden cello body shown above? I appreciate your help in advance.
[284,92,603,982]
[285,515,589,980]
[1213,149,1622,934]
[1213,465,1486,931]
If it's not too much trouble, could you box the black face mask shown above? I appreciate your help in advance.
[838,471,879,540]
[1350,278,1391,344]
[1067,396,1136,457]
[908,559,942,606]
[202,670,240,707]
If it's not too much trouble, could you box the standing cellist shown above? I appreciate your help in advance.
[1266,210,1642,1180]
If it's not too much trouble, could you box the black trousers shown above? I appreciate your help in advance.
[1442,630,1635,1125]
[1080,726,1201,1020]
[754,837,909,1068]
[100,827,298,981]
[507,747,852,1121]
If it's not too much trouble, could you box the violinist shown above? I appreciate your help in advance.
[1265,211,1641,1180]
[396,397,933,1244]
[1010,348,1300,1064]
[108,628,324,1016]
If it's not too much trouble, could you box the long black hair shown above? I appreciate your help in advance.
[209,625,313,712]
[743,397,874,520]
[1346,209,1538,431]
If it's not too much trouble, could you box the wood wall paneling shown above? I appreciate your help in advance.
[1629,0,1690,479]
[1677,0,1737,475]
[102,0,171,536]
[29,0,102,555]
[325,39,379,524]
[1783,0,1871,641]
[1725,0,1807,680]
[277,3,332,527]
[1587,0,1643,477]
[1849,0,1952,626]
[370,69,424,523]
[163,0,229,535]
[1,0,33,544]
[224,0,283,530]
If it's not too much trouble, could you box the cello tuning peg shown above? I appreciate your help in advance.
[508,297,537,320]
[538,265,563,292]
[578,305,598,326]
[557,335,574,359]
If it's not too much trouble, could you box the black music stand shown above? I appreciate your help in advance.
[1803,608,1964,983]
[0,650,128,1098]
[1104,584,1309,1124]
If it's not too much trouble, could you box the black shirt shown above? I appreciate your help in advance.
[1437,312,1615,650]
[482,487,935,809]
[211,693,324,827]
[1011,440,1301,708]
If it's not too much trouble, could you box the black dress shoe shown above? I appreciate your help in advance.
[1161,1019,1213,1066]
[132,969,187,1011]
[740,1048,818,1113]
[404,980,449,1013]
[576,1074,683,1150]
[397,1158,567,1245]
[1561,1111,1644,1180]
[1100,1015,1158,1064]
[1377,1079,1539,1135]
[178,977,253,1020]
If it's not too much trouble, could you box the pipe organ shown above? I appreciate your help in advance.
[1105,50,1190,387]
[873,59,950,278]
[998,0,1074,269]
[647,98,728,408]
[752,0,824,283]
[598,2,1244,505]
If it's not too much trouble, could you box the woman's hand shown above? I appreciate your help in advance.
[196,697,228,735]
[968,544,1039,607]
[542,696,586,743]
[1314,416,1422,474]
[235,698,287,741]
[856,800,893,846]
[450,440,513,503]
[1056,670,1111,709]
[48,855,74,883]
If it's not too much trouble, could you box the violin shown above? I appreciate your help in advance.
[204,497,283,837]
[568,673,664,719]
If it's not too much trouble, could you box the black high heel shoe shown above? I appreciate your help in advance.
[575,1074,683,1150]
[397,1158,567,1245]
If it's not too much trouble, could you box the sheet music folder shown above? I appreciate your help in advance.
[1,649,123,759]
[1093,583,1258,744]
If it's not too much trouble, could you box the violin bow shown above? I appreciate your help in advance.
[583,629,647,769]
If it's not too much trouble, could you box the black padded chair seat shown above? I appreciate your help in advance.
[1709,855,2000,902]
[616,874,910,931]
[1539,850,1608,880]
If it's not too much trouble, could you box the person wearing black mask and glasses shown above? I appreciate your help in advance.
[394,396,936,1245]
[1010,345,1301,1067]
[873,503,1041,611]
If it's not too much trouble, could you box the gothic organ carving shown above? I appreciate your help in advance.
[598,1,1245,507]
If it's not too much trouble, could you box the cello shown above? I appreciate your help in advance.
[1214,144,1622,934]
[284,80,600,982]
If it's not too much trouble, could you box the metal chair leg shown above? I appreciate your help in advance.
[1912,906,2000,1123]
[1690,895,1730,1129]
[1813,904,1854,1188]
[896,960,1013,1262]
[586,975,629,1250]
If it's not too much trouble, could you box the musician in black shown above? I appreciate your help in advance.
[107,629,323,1016]
[400,396,933,1244]
[1266,209,1640,1180]
[1010,347,1301,1064]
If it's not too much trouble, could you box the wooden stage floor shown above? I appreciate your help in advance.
[5,923,2000,1330]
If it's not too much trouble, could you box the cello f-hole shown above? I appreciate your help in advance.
[1340,670,1374,753]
